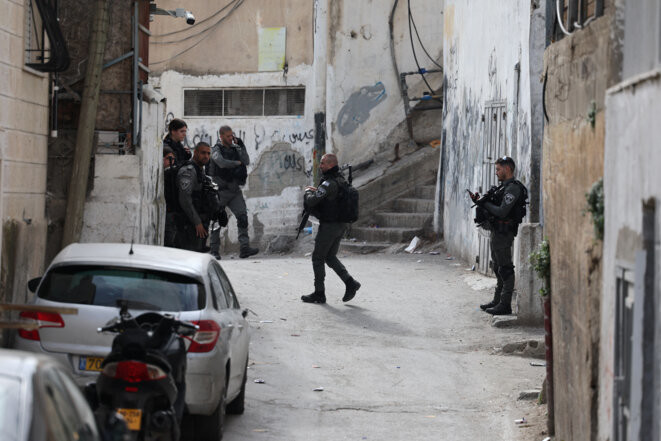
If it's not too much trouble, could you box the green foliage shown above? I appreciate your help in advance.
[585,178,604,241]
[529,238,551,297]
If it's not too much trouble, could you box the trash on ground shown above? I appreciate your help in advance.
[542,438,551,441]
[405,236,421,253]
[429,251,440,255]
[413,251,423,254]
[313,387,324,392]
[304,252,312,257]
[417,259,422,263]
[312,365,320,368]
[280,318,287,321]
[514,417,526,424]
[471,264,476,271]
[259,320,273,324]
[291,334,301,337]
[445,255,455,260]
[254,379,265,384]
[530,361,546,367]
[424,415,436,418]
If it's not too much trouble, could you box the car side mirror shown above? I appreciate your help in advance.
[242,309,248,318]
[27,277,42,293]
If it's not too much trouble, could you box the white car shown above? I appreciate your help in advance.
[15,243,250,441]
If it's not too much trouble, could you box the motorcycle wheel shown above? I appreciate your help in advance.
[195,388,226,441]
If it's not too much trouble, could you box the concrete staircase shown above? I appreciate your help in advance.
[344,182,437,253]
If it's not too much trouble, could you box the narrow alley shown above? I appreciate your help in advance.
[219,253,546,441]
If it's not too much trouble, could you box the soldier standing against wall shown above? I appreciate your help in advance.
[472,156,527,315]
[301,153,361,304]
[164,118,191,166]
[163,146,179,247]
[176,142,212,252]
[207,125,259,259]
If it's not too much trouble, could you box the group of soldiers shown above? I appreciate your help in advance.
[162,118,259,259]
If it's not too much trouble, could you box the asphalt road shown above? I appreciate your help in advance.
[220,252,546,441]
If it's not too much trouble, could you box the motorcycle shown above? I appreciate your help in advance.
[87,301,198,441]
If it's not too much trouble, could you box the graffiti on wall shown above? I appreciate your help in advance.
[336,82,387,136]
[245,142,310,198]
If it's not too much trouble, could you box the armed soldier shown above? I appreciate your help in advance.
[469,156,528,315]
[301,153,361,304]
[176,142,218,252]
[163,118,191,166]
[207,126,258,259]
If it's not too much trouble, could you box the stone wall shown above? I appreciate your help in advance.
[0,0,51,329]
[542,6,620,439]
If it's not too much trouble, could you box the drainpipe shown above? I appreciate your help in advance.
[511,62,520,162]
[61,0,109,248]
[312,0,328,184]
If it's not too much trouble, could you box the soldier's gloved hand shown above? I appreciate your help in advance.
[195,223,208,238]
[305,186,317,192]
[471,192,480,202]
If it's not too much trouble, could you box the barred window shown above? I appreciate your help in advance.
[184,87,305,117]
[549,0,604,43]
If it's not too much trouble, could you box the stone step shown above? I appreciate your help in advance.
[390,198,436,213]
[373,212,432,228]
[339,240,391,254]
[413,185,437,200]
[349,226,421,243]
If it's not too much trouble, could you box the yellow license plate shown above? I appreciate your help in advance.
[80,356,104,372]
[117,408,142,431]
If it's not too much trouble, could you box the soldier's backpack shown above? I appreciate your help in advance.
[336,178,359,223]
[510,180,528,225]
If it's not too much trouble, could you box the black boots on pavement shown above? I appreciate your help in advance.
[239,246,259,259]
[343,278,361,302]
[302,278,361,304]
[301,291,326,304]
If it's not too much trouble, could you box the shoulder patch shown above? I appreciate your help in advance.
[321,181,330,187]
[504,193,516,205]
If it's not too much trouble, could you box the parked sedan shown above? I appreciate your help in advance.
[0,348,103,441]
[15,243,250,441]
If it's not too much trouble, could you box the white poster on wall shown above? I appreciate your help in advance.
[258,27,286,71]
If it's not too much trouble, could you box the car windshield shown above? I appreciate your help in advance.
[38,265,205,311]
[0,375,21,441]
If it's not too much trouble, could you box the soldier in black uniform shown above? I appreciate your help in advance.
[471,156,526,315]
[163,118,191,166]
[301,153,361,304]
[163,146,179,247]
[207,125,258,259]
[176,142,212,252]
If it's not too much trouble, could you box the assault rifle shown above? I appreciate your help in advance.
[467,184,501,228]
[467,184,500,208]
[296,163,353,239]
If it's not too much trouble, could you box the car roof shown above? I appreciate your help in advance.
[50,243,213,278]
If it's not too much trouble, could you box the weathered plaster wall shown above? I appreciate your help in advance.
[0,0,50,324]
[149,0,313,75]
[151,0,444,250]
[600,71,661,441]
[441,0,537,265]
[542,8,620,440]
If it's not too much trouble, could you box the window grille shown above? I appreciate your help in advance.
[549,0,605,43]
[613,267,635,441]
[184,87,305,117]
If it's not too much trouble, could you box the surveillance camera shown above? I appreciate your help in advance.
[185,11,195,25]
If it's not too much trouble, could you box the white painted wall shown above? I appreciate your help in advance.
[80,100,166,246]
[441,0,536,264]
[599,71,661,441]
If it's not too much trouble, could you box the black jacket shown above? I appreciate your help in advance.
[164,135,191,167]
[305,166,346,223]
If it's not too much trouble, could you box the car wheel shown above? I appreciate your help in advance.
[195,388,226,441]
[226,357,247,415]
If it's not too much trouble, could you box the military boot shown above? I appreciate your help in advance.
[480,287,501,311]
[342,278,361,302]
[486,274,514,315]
[301,291,326,304]
[239,246,259,259]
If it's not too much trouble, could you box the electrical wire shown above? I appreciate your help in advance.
[151,0,242,45]
[407,0,437,96]
[150,0,244,65]
[151,0,238,38]
[407,2,442,70]
[556,0,573,36]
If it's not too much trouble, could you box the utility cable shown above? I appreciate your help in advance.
[407,0,436,96]
[150,0,244,65]
[407,2,442,70]
[151,0,238,38]
[151,0,242,45]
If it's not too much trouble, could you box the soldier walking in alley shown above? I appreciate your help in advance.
[470,156,528,315]
[301,153,361,304]
[206,125,259,259]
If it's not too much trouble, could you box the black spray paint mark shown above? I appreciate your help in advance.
[336,82,387,136]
